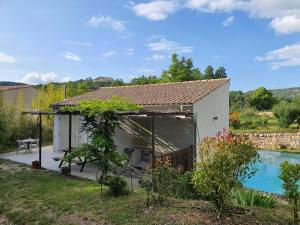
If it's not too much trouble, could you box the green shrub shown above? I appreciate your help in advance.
[253,118,268,128]
[140,167,199,203]
[280,161,300,224]
[152,166,178,204]
[192,133,258,217]
[273,101,300,128]
[230,189,276,208]
[104,174,129,196]
[175,171,199,199]
[242,119,255,129]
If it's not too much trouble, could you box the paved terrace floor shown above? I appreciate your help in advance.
[0,146,139,188]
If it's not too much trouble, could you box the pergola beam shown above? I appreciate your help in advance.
[22,110,193,117]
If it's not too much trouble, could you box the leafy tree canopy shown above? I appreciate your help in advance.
[131,75,160,85]
[229,91,249,112]
[249,87,276,110]
[161,53,202,82]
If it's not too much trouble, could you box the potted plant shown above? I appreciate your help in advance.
[61,166,70,175]
[31,160,41,169]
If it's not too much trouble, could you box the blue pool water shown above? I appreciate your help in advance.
[244,150,300,195]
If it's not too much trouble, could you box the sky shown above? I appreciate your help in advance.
[1,0,300,91]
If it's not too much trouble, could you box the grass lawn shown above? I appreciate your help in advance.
[0,159,294,225]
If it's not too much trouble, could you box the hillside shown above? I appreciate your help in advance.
[271,87,300,99]
[0,81,26,86]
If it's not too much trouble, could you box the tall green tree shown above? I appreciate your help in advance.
[229,91,248,112]
[161,53,202,82]
[214,66,227,78]
[203,65,214,79]
[67,80,91,97]
[249,87,276,110]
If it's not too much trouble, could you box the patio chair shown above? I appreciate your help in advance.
[30,139,39,150]
[16,140,27,154]
[133,148,150,170]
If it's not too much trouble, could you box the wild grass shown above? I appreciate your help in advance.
[230,188,277,208]
[0,159,294,225]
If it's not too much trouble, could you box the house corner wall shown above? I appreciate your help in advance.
[193,82,229,162]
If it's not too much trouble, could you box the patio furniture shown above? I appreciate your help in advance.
[16,138,38,153]
[29,139,39,150]
[52,149,87,172]
[132,148,151,170]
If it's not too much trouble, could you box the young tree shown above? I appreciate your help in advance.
[192,132,258,217]
[161,53,202,82]
[249,87,275,110]
[64,96,141,177]
[280,161,300,224]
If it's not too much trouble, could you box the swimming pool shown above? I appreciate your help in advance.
[244,150,300,195]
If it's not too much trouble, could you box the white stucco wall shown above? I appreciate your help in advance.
[193,82,229,161]
[53,114,88,152]
[2,86,38,110]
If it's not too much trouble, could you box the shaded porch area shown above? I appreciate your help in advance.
[0,146,140,187]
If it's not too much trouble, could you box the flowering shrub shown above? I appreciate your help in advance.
[192,132,258,217]
[229,112,241,129]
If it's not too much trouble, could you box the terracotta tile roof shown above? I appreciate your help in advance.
[53,78,229,107]
[0,85,32,91]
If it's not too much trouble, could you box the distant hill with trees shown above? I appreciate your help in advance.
[0,81,26,86]
[271,87,300,99]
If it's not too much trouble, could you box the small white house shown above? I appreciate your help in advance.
[52,78,229,171]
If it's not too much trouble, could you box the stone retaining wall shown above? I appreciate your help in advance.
[245,133,300,150]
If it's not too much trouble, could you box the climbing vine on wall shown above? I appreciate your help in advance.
[63,96,141,176]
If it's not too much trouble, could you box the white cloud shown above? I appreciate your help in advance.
[222,16,235,27]
[64,52,82,61]
[270,16,300,35]
[185,0,243,13]
[146,54,166,61]
[85,15,126,31]
[63,40,92,47]
[0,52,17,63]
[137,68,155,74]
[61,76,73,82]
[148,38,193,53]
[255,43,300,69]
[18,72,73,84]
[132,0,180,21]
[19,72,57,84]
[126,48,134,55]
[100,50,117,59]
[132,0,300,34]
